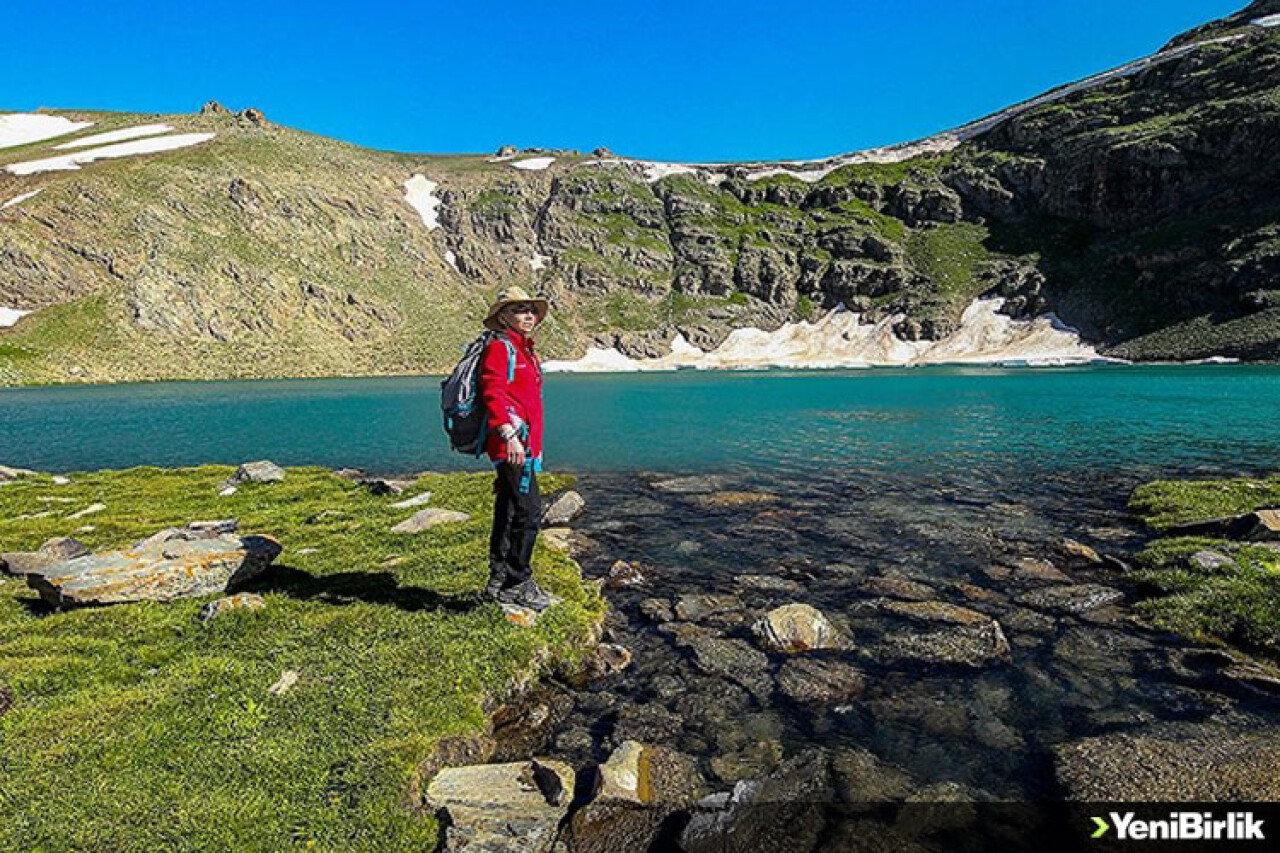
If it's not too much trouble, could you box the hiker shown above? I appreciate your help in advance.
[479,286,554,611]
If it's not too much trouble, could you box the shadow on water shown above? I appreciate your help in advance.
[240,564,480,614]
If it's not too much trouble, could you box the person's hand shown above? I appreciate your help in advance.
[505,436,525,467]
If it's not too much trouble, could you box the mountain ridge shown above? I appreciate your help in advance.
[1,1,1278,384]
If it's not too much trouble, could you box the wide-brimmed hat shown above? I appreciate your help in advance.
[483,286,549,331]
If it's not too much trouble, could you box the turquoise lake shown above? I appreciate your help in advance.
[1,364,1278,477]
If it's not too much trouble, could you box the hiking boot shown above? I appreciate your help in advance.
[484,564,508,600]
[497,579,553,611]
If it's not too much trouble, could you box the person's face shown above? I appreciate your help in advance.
[502,302,539,334]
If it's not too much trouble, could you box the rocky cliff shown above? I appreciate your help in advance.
[1,1,1277,384]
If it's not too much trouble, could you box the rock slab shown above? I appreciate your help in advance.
[25,528,281,606]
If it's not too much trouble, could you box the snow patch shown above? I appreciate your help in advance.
[1253,13,1280,27]
[444,250,459,271]
[510,157,555,171]
[403,175,442,230]
[5,133,216,175]
[529,252,550,271]
[1,189,42,210]
[0,114,93,149]
[543,298,1111,373]
[640,162,698,182]
[0,307,32,328]
[53,123,173,150]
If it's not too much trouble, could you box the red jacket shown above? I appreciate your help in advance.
[480,329,544,467]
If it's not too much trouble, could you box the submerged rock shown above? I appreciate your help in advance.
[389,507,470,534]
[682,635,772,699]
[425,759,574,853]
[752,603,845,652]
[650,475,725,495]
[1054,720,1280,800]
[681,750,831,853]
[1015,583,1124,615]
[874,620,1012,668]
[1058,538,1103,564]
[675,593,743,622]
[605,560,649,589]
[25,528,282,606]
[859,576,937,601]
[876,600,992,625]
[776,657,866,704]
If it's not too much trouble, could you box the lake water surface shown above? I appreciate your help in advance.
[4,365,1279,843]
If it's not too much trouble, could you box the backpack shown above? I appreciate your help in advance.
[441,331,516,456]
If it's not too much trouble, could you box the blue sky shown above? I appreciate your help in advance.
[3,0,1245,161]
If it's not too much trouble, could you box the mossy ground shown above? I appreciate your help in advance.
[0,465,605,852]
[1128,475,1280,655]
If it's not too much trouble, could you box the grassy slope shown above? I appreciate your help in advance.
[1128,475,1280,654]
[0,466,604,852]
[0,110,500,385]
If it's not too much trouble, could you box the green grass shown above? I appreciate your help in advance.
[1125,474,1280,656]
[0,466,605,852]
[1129,476,1280,530]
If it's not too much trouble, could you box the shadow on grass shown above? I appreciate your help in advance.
[241,564,481,614]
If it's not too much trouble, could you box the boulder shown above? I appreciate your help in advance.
[24,529,282,606]
[752,603,844,652]
[229,460,286,484]
[332,467,365,481]
[389,491,433,509]
[541,490,585,525]
[1054,720,1280,800]
[390,507,470,534]
[198,592,266,622]
[776,657,866,704]
[425,760,574,853]
[1015,583,1124,615]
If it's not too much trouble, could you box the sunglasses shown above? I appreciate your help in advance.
[504,304,538,315]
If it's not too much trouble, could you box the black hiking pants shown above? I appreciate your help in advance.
[489,461,541,587]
